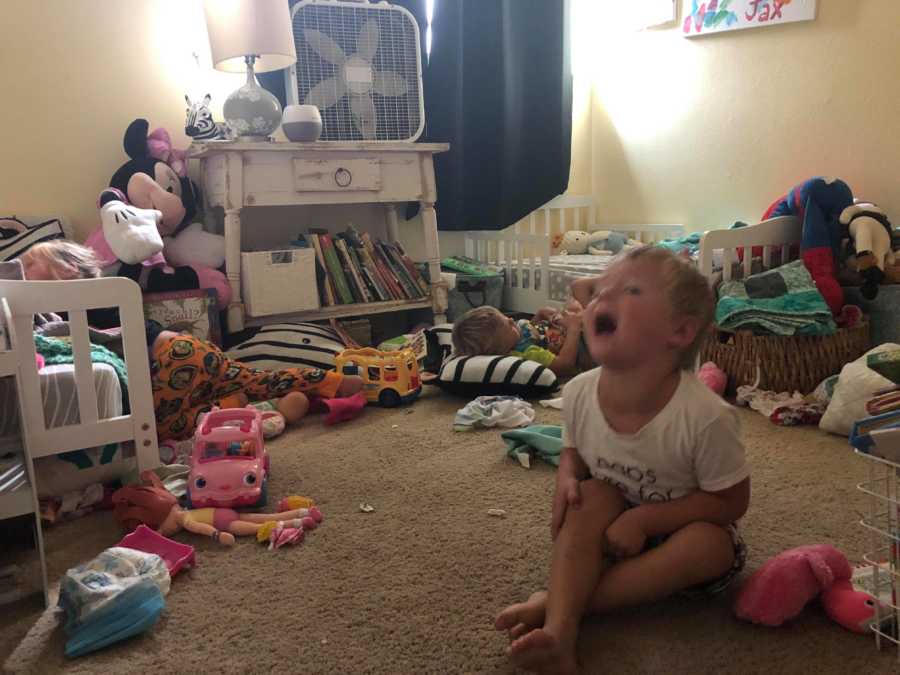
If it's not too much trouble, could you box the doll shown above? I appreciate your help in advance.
[112,473,323,547]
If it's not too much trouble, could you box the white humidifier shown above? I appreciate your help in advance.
[282,105,322,142]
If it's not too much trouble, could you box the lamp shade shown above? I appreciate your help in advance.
[204,0,297,73]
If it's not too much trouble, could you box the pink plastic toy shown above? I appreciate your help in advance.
[117,524,195,576]
[188,406,270,509]
[697,361,727,396]
[734,544,852,627]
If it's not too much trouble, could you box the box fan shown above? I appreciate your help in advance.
[285,0,425,142]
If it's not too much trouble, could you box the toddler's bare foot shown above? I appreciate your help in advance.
[495,590,548,636]
[508,628,578,674]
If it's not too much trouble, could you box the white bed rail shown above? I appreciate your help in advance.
[0,277,159,471]
[698,216,801,280]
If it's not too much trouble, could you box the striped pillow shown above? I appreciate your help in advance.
[225,323,345,371]
[436,354,559,399]
[0,217,67,261]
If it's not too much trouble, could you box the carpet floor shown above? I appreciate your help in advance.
[2,387,899,674]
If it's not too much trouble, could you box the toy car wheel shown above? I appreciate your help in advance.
[378,388,402,408]
[257,477,268,508]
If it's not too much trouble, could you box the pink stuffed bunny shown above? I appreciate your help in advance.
[734,544,852,627]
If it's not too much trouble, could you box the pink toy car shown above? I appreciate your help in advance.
[187,406,270,509]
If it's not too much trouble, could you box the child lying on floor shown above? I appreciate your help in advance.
[21,241,363,441]
[494,245,749,674]
[451,303,588,376]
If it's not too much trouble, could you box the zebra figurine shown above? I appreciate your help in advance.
[184,94,230,140]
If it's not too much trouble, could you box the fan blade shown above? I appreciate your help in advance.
[305,77,347,109]
[356,20,379,62]
[373,71,408,97]
[304,28,346,65]
[350,94,377,139]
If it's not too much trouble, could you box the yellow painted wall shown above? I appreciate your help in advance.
[573,0,900,231]
[3,1,896,251]
[0,1,249,239]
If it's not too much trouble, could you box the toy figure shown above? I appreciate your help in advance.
[112,472,322,547]
[840,201,896,300]
[762,177,854,315]
[84,118,231,308]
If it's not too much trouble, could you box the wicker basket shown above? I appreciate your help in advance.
[699,320,871,394]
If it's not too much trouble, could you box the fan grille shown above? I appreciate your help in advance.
[290,0,424,142]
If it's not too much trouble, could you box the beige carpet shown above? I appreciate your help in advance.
[2,388,899,674]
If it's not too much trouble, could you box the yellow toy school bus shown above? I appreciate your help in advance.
[335,347,421,407]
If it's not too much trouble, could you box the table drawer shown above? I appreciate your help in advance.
[293,158,382,192]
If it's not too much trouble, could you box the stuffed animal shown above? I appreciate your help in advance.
[586,230,641,256]
[557,230,590,255]
[84,119,230,308]
[734,544,884,634]
[184,94,230,141]
[762,177,854,316]
[840,202,896,300]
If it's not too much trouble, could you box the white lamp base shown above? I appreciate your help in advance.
[223,56,283,140]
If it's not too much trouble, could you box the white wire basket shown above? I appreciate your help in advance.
[285,0,425,142]
[856,445,900,659]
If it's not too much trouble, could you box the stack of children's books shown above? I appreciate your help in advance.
[294,226,430,307]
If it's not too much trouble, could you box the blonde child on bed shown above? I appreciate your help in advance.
[451,301,586,376]
[20,241,363,441]
[494,245,749,674]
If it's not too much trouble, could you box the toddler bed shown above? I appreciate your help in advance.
[463,201,801,313]
[0,277,160,493]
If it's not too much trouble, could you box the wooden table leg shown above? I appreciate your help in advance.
[420,200,447,324]
[224,207,244,331]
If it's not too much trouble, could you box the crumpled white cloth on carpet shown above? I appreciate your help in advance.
[453,396,535,432]
[538,397,563,409]
[736,385,806,417]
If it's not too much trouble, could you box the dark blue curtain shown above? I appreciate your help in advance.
[263,0,572,232]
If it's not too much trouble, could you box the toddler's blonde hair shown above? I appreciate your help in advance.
[21,240,101,280]
[451,306,505,356]
[616,245,715,370]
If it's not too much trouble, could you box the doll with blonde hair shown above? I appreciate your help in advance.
[112,472,322,546]
[21,239,364,440]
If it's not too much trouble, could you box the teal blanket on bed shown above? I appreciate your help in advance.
[34,334,129,402]
[716,260,836,336]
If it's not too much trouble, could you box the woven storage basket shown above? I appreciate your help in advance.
[699,320,871,394]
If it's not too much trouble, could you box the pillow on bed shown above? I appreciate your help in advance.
[225,322,346,371]
[424,324,559,398]
[0,216,68,261]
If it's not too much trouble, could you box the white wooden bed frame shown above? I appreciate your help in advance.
[0,276,159,604]
[463,194,802,314]
[463,195,685,314]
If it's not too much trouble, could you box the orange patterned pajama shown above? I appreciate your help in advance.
[151,334,342,441]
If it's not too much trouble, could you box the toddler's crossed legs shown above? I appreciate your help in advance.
[496,479,736,673]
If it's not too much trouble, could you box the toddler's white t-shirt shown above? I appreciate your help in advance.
[562,368,748,505]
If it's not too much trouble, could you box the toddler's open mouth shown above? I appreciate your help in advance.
[595,313,617,335]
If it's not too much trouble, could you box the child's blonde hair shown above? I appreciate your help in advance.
[20,240,101,280]
[451,306,505,356]
[617,245,715,370]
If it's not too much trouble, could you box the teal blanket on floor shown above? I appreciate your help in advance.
[715,260,836,336]
[501,425,563,468]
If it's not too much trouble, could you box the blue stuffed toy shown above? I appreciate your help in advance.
[762,177,854,315]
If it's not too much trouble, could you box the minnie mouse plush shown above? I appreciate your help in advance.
[84,118,231,308]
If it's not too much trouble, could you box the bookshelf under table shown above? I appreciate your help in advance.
[187,140,450,335]
[243,297,433,327]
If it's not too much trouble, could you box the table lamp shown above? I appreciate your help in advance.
[203,0,297,140]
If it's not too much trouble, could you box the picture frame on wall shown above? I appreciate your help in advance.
[682,0,816,37]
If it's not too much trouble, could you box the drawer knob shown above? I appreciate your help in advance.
[334,167,352,188]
